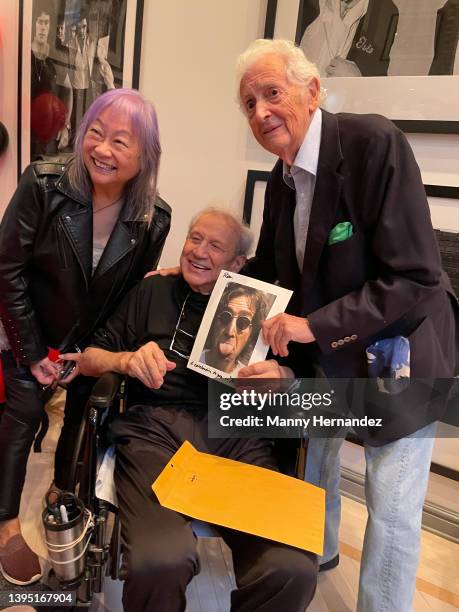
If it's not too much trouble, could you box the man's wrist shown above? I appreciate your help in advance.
[279,365,295,378]
[118,352,133,374]
[304,317,315,342]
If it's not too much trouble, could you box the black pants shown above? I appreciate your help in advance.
[0,352,44,520]
[112,405,318,612]
[0,351,94,519]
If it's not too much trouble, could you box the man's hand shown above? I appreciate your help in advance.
[121,341,176,389]
[99,59,115,89]
[30,357,61,385]
[144,266,181,279]
[262,313,315,357]
[57,125,70,150]
[238,360,294,379]
[237,360,294,394]
[326,57,362,77]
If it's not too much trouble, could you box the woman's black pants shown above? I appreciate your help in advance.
[0,351,93,520]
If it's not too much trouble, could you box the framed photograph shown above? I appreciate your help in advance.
[188,270,292,383]
[264,0,278,38]
[267,0,459,133]
[18,0,145,175]
[242,169,270,242]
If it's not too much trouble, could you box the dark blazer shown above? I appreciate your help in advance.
[0,159,171,365]
[245,110,458,443]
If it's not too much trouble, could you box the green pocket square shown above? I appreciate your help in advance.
[328,222,353,245]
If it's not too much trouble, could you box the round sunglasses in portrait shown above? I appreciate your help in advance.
[216,310,253,333]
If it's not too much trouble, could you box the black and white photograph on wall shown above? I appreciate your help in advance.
[295,0,459,78]
[188,272,292,383]
[19,0,144,173]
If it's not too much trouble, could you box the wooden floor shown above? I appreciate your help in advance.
[2,391,458,611]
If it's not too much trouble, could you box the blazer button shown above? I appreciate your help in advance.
[65,215,71,222]
[337,339,344,346]
[350,334,358,340]
[344,336,351,343]
[131,238,136,245]
[331,341,338,349]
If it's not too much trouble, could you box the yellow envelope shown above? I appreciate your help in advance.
[152,440,325,555]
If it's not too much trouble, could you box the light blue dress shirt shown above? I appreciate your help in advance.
[283,108,322,271]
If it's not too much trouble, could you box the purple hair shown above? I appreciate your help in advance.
[68,88,161,224]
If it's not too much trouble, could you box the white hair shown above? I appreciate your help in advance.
[188,207,253,257]
[235,38,326,107]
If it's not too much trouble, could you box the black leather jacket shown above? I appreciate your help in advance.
[0,159,171,365]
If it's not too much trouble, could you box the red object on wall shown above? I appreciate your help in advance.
[31,93,66,142]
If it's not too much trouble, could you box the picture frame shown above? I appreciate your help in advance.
[18,0,145,176]
[264,0,278,38]
[265,0,459,134]
[188,270,292,384]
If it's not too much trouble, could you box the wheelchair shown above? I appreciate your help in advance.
[44,371,125,606]
[48,372,308,607]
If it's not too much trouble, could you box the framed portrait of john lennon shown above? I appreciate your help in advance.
[188,271,293,384]
[18,0,144,175]
[267,0,459,133]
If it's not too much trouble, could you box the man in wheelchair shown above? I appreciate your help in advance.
[76,208,318,612]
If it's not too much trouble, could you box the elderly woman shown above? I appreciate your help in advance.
[0,88,170,585]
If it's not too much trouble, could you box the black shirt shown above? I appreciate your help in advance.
[91,275,210,409]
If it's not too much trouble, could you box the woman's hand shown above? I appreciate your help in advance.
[30,357,61,385]
[144,266,180,279]
[58,352,82,385]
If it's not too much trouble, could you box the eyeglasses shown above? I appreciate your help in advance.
[170,294,196,359]
[217,311,252,333]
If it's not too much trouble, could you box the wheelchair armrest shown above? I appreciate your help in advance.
[89,372,123,409]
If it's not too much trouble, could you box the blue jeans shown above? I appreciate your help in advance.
[305,422,436,612]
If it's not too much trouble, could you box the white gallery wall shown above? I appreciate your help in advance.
[138,0,275,266]
[0,1,458,474]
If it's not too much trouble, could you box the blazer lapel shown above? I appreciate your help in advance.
[301,111,344,303]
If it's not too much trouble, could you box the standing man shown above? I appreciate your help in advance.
[68,7,115,136]
[236,39,457,611]
[30,3,72,158]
